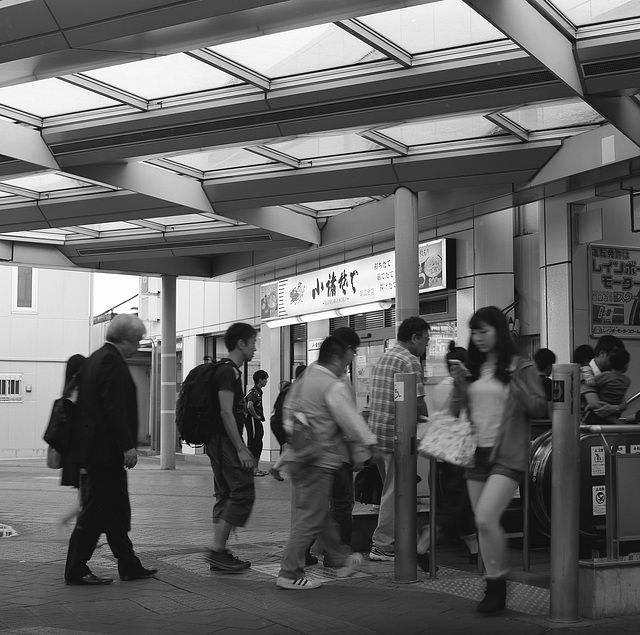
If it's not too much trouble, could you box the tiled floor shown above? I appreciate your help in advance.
[1,455,639,635]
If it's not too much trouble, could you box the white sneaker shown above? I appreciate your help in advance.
[276,576,321,590]
[369,545,395,561]
[336,553,363,578]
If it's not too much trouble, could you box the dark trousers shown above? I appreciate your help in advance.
[244,417,264,461]
[435,462,476,539]
[331,462,355,546]
[206,435,255,527]
[64,466,140,580]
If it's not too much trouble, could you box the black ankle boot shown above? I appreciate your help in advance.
[477,577,506,613]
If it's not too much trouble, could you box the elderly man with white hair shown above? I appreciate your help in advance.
[64,313,157,585]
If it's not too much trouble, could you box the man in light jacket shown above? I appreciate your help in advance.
[276,336,377,590]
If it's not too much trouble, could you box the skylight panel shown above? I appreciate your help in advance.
[0,78,120,117]
[300,197,375,212]
[149,215,212,226]
[501,99,605,132]
[165,148,274,172]
[380,115,506,147]
[209,24,385,78]
[265,133,381,160]
[1,173,91,193]
[550,1,640,26]
[81,222,139,232]
[357,1,505,55]
[82,53,241,100]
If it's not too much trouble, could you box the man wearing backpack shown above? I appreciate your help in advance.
[205,322,258,573]
[276,336,377,590]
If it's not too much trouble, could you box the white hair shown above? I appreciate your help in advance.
[106,313,145,344]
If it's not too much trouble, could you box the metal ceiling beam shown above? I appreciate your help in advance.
[220,206,321,244]
[127,219,166,232]
[530,124,640,188]
[586,95,640,149]
[0,118,59,171]
[484,113,530,142]
[60,74,149,111]
[360,130,409,155]
[65,162,219,215]
[463,0,585,96]
[186,50,270,91]
[246,146,305,168]
[336,18,412,68]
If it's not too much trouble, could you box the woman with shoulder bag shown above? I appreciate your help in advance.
[449,306,546,614]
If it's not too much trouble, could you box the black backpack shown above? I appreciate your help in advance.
[176,359,234,446]
[269,382,291,447]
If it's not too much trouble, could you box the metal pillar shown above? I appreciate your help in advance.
[160,275,177,470]
[394,372,418,582]
[393,187,420,581]
[549,363,580,623]
[394,186,419,321]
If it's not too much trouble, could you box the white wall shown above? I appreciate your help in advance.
[0,266,92,457]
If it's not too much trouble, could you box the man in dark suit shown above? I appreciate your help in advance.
[64,313,157,585]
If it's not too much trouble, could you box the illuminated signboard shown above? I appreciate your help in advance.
[261,238,453,322]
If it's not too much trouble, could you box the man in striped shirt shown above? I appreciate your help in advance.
[367,316,430,562]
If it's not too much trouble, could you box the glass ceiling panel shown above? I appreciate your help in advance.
[82,53,241,100]
[550,1,640,26]
[166,148,274,172]
[358,0,505,55]
[0,78,120,117]
[82,222,139,232]
[265,133,381,160]
[209,24,385,78]
[380,115,506,146]
[501,98,605,132]
[1,173,93,193]
[300,197,375,212]
[150,215,212,226]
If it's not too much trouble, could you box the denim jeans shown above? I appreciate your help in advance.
[372,452,395,552]
[279,463,351,579]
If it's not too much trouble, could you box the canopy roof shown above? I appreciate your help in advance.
[1,0,640,278]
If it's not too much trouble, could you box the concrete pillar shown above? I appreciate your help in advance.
[473,209,515,311]
[260,324,281,462]
[160,275,177,470]
[394,187,419,321]
[540,196,574,361]
[393,187,419,581]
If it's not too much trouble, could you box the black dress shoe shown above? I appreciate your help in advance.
[65,572,114,586]
[119,566,158,581]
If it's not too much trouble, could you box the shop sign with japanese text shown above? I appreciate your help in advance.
[589,243,640,338]
[261,238,450,322]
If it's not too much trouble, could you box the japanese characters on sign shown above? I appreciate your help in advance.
[589,244,640,338]
[261,238,451,322]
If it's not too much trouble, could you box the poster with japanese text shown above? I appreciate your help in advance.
[590,244,640,338]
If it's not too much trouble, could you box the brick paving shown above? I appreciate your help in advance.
[1,456,640,635]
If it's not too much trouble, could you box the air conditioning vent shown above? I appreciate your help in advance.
[291,323,307,341]
[420,297,448,315]
[351,310,385,331]
[583,56,640,76]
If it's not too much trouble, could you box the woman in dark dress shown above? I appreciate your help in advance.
[57,354,85,529]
